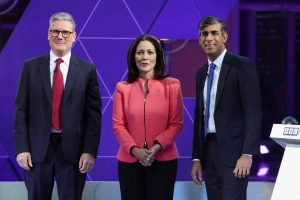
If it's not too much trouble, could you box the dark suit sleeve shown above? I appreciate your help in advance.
[14,62,30,155]
[192,68,205,162]
[82,66,102,157]
[239,59,262,155]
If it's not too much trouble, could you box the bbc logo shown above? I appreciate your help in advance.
[283,127,299,136]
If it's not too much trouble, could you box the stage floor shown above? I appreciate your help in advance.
[0,181,274,200]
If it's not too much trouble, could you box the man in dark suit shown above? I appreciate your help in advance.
[14,12,102,200]
[191,16,262,200]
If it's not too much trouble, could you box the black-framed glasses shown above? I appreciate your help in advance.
[49,30,74,38]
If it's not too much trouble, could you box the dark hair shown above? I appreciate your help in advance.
[126,34,167,83]
[198,16,227,34]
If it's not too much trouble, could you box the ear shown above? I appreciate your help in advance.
[198,35,201,45]
[222,32,228,43]
[72,32,77,42]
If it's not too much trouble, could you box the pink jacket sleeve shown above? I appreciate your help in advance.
[155,80,184,149]
[112,83,137,154]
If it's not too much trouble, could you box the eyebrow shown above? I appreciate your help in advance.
[50,29,73,32]
[201,30,220,35]
[136,48,155,51]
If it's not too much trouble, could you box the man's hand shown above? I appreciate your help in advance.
[16,152,33,171]
[79,153,95,173]
[233,154,252,178]
[191,161,203,185]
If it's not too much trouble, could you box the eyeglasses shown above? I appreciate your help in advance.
[49,30,74,38]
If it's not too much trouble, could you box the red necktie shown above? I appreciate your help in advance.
[52,58,64,130]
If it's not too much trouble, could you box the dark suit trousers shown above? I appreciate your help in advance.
[204,134,248,200]
[118,159,177,200]
[24,140,86,200]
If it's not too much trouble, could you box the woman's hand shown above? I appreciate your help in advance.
[146,144,162,165]
[132,147,153,166]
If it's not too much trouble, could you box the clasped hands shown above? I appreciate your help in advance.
[132,144,161,167]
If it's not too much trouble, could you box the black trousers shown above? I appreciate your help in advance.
[24,141,86,200]
[118,159,177,200]
[204,134,248,200]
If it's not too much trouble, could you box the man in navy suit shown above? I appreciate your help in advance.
[191,16,262,200]
[14,12,102,200]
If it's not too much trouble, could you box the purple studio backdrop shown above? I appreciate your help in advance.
[0,0,237,181]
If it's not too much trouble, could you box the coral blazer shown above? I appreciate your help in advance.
[113,77,184,163]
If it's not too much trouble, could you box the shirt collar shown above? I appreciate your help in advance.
[49,50,71,66]
[208,49,227,68]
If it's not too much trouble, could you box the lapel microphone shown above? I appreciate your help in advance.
[144,79,149,97]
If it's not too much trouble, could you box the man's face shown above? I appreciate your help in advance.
[199,23,228,61]
[48,20,76,57]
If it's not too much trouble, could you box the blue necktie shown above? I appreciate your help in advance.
[204,63,216,136]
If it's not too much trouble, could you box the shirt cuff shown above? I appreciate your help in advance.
[130,146,137,156]
[154,140,163,151]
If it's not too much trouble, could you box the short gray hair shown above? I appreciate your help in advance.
[49,12,76,31]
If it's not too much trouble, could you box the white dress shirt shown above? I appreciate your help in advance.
[49,50,71,132]
[49,50,71,87]
[203,49,227,133]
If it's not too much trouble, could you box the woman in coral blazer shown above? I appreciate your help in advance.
[113,34,184,200]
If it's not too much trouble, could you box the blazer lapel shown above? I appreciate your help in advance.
[38,55,52,106]
[63,55,79,104]
[199,64,208,106]
[215,52,231,108]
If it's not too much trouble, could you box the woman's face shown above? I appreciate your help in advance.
[135,40,157,78]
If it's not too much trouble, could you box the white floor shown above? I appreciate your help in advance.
[0,181,274,200]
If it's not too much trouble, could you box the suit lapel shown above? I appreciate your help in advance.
[63,55,79,104]
[199,64,208,106]
[38,55,52,106]
[215,52,231,108]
